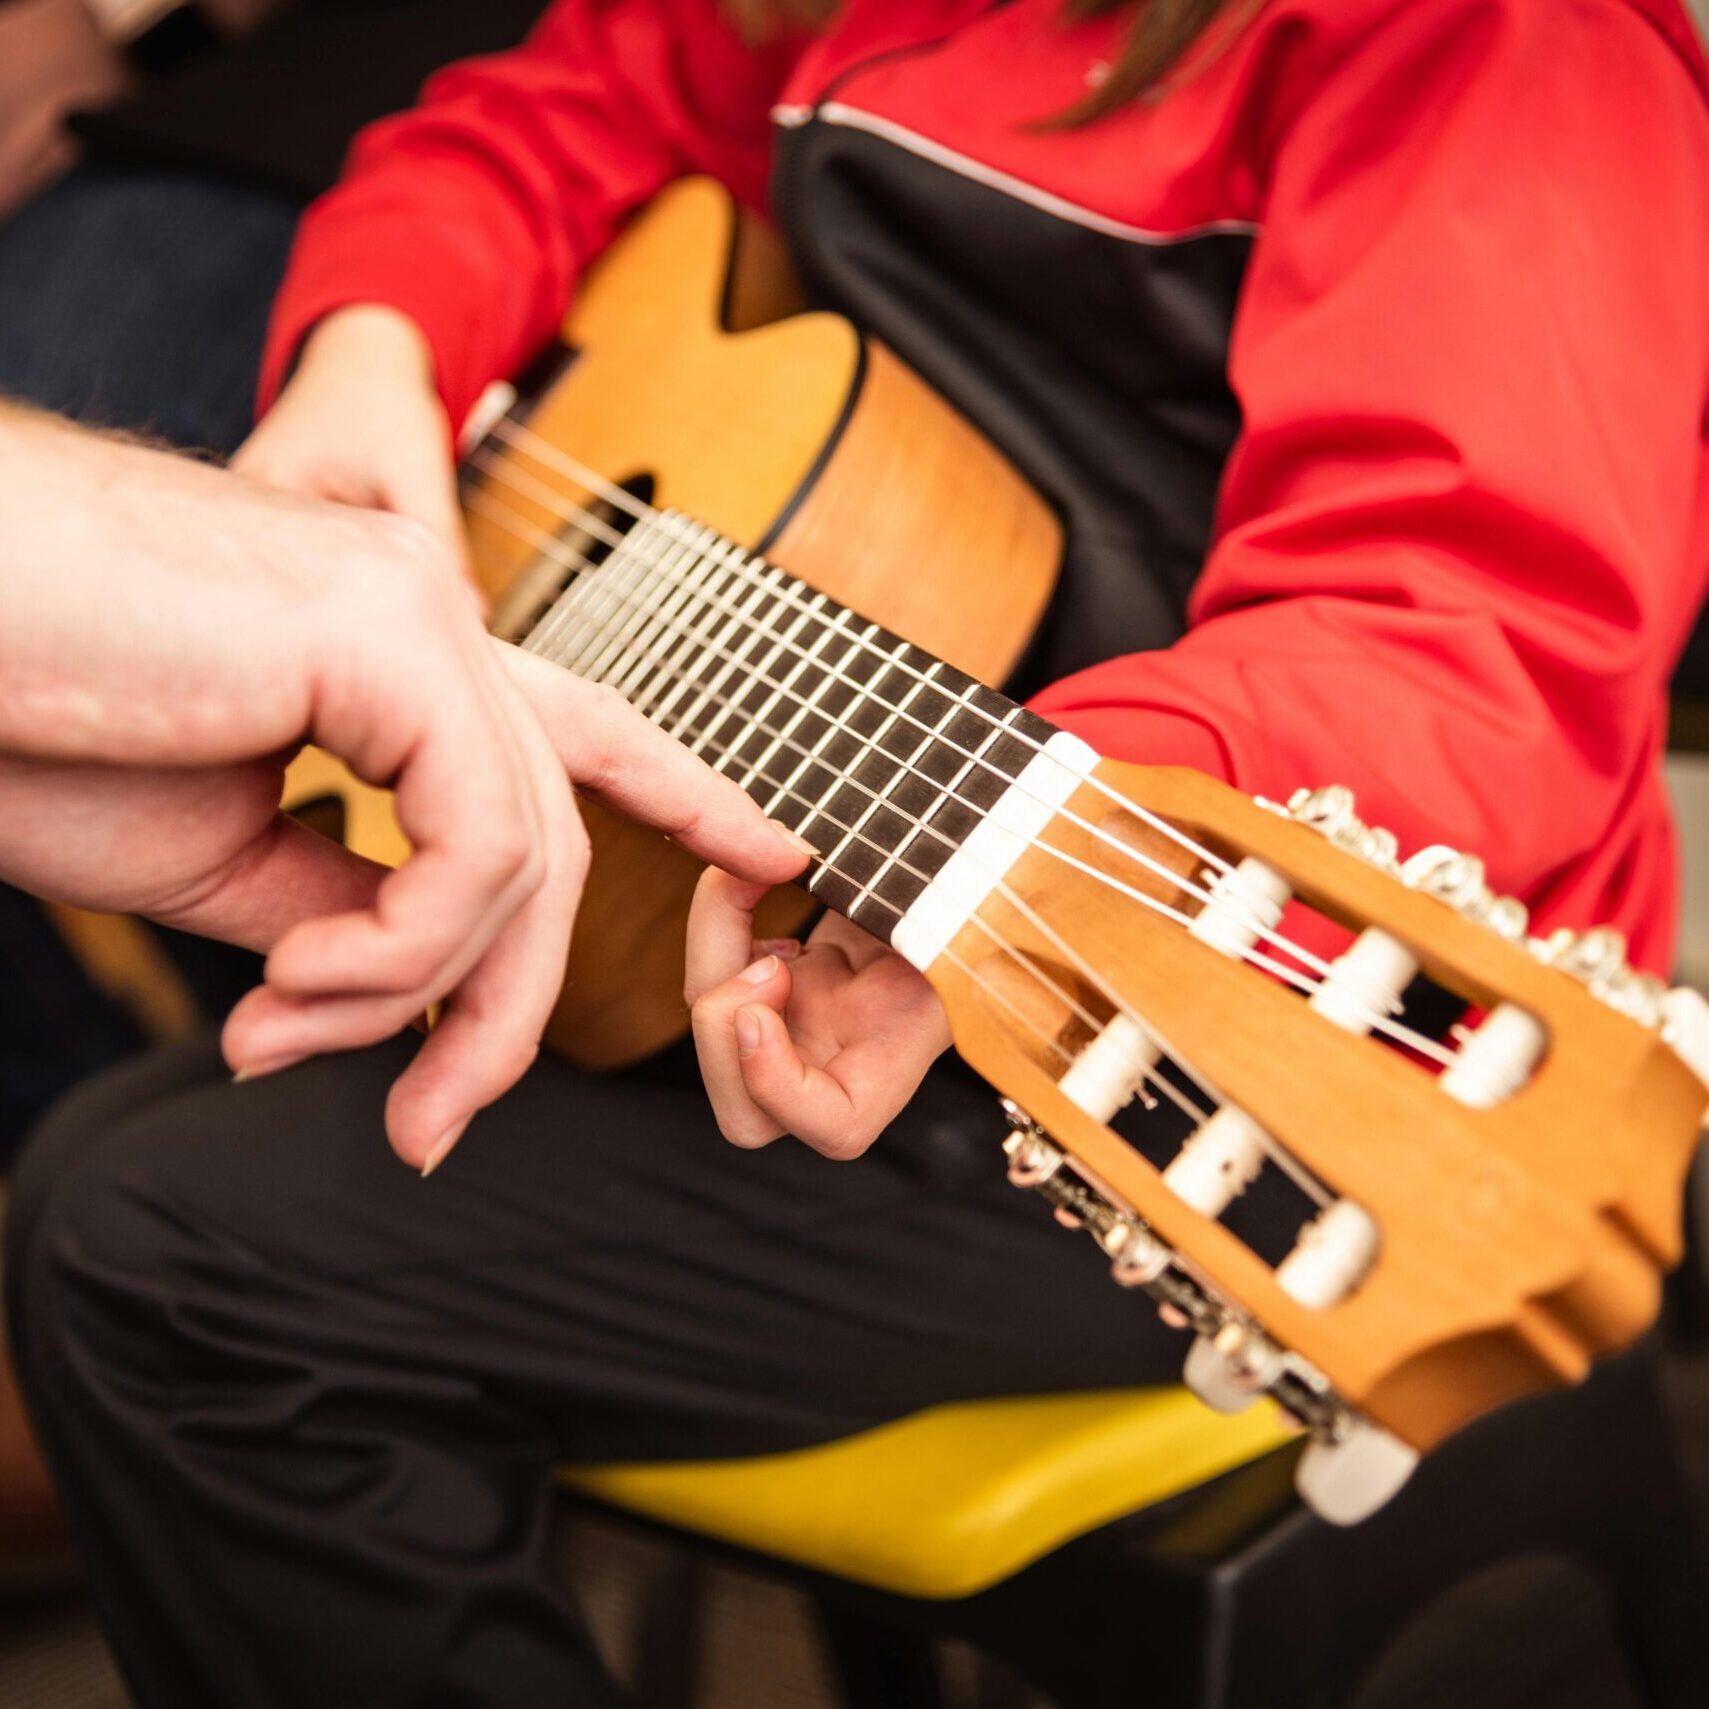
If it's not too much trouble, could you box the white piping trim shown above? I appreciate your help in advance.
[771,100,1259,247]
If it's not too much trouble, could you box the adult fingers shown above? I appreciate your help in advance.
[229,735,584,1162]
[379,670,586,1167]
[500,646,813,884]
[146,811,389,955]
[263,565,550,1005]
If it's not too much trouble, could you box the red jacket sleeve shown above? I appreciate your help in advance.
[1031,0,1709,972]
[259,0,803,433]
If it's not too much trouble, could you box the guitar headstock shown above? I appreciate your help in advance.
[920,757,1709,1523]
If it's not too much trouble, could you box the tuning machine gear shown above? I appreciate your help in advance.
[997,1098,1383,1515]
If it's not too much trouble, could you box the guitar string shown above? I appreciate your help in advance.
[484,502,1354,1196]
[470,430,1354,995]
[463,471,1456,1073]
[474,473,1454,1073]
[489,506,1236,1132]
[478,419,1251,880]
[471,498,1233,1133]
[470,477,1447,1207]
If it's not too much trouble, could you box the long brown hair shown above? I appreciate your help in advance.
[722,0,1239,124]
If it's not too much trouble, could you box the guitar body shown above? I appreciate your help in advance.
[285,179,1060,1068]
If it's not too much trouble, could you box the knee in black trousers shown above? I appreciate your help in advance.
[7,1039,625,1708]
[5,1034,1185,1707]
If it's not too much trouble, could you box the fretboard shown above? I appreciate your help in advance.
[521,508,1074,949]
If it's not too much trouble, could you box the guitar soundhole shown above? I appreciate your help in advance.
[481,472,655,643]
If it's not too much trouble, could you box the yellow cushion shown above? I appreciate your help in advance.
[562,1387,1293,1600]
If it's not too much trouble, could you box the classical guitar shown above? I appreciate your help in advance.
[285,179,1709,1524]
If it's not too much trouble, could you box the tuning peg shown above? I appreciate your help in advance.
[1402,844,1531,940]
[1532,927,1668,1027]
[1183,1323,1283,1414]
[1001,1104,1065,1188]
[1294,1420,1420,1525]
[1440,1003,1548,1109]
[1284,786,1401,873]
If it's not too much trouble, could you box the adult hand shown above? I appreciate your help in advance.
[685,870,951,1159]
[0,408,810,1170]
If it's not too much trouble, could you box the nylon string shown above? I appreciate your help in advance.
[462,458,1456,1073]
[472,427,1376,1005]
[467,480,1374,1203]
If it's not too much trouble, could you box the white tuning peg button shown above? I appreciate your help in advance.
[1183,1337,1258,1414]
[1276,1200,1380,1309]
[1190,857,1292,959]
[1163,1106,1268,1217]
[1439,1003,1546,1109]
[1294,1422,1419,1525]
[1307,928,1417,1036]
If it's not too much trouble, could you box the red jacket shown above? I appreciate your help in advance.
[263,0,1709,972]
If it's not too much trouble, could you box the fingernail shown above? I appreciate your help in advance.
[754,937,802,960]
[232,1052,307,1086]
[769,820,819,860]
[420,1118,470,1179]
[741,954,778,985]
[735,1008,762,1056]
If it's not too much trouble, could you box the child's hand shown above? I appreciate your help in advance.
[686,869,952,1159]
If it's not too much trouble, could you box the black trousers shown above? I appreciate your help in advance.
[6,1032,1189,1707]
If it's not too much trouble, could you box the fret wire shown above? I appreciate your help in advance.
[752,608,870,819]
[690,591,881,779]
[846,686,1016,918]
[719,591,846,791]
[615,522,755,710]
[593,521,729,702]
[808,649,941,883]
[526,513,670,673]
[622,526,762,719]
[642,549,790,737]
[683,562,830,760]
[731,616,893,796]
[557,516,705,685]
[580,519,708,688]
[740,604,860,803]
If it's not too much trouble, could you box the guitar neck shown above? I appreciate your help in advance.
[520,507,1089,959]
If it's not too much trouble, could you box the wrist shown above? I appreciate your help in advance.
[299,305,440,395]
